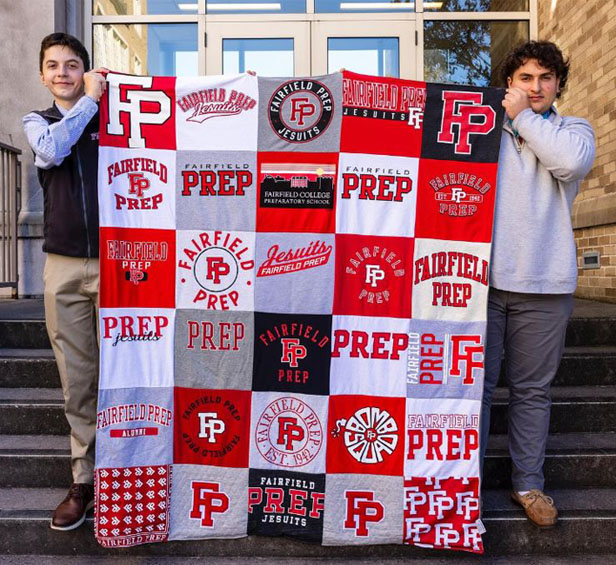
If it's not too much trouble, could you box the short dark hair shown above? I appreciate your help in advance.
[39,32,90,72]
[501,40,570,98]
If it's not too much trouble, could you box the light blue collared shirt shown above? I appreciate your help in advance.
[22,95,98,169]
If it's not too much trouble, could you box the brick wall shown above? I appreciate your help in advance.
[576,226,616,301]
[538,0,616,303]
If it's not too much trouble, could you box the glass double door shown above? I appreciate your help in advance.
[205,20,417,79]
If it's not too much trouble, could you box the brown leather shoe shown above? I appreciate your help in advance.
[511,489,558,527]
[50,483,95,531]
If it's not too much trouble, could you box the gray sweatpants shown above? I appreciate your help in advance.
[480,288,573,491]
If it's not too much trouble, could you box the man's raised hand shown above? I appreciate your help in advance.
[84,67,109,102]
[502,86,531,120]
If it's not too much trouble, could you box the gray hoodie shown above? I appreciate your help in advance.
[490,107,595,294]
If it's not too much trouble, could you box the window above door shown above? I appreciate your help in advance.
[88,0,535,82]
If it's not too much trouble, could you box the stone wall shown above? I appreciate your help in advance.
[0,0,56,296]
[539,0,616,302]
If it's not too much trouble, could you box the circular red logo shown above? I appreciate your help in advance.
[255,396,322,468]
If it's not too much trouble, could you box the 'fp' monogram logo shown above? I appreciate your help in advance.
[277,416,305,450]
[206,257,231,285]
[280,338,307,368]
[405,486,427,514]
[128,269,145,285]
[456,491,479,521]
[127,172,150,197]
[407,107,424,129]
[290,97,316,126]
[451,187,467,203]
[344,490,384,536]
[365,264,385,288]
[449,335,483,385]
[435,523,460,547]
[197,412,225,443]
[428,489,454,519]
[189,481,229,527]
[106,74,172,148]
[437,91,496,155]
[463,522,482,551]
[405,517,431,543]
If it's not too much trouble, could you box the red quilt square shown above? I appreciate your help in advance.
[174,387,251,468]
[95,465,170,547]
[326,395,405,476]
[100,74,176,150]
[100,227,175,309]
[341,71,426,158]
[256,152,338,233]
[414,159,497,243]
[403,476,482,553]
[333,234,413,318]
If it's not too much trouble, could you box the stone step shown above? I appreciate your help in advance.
[0,299,45,321]
[489,386,616,434]
[2,557,616,565]
[0,435,70,489]
[2,386,615,436]
[0,321,50,350]
[548,346,616,386]
[0,350,57,388]
[484,433,616,489]
[566,316,616,347]
[0,389,66,436]
[1,433,614,490]
[0,488,614,556]
[1,345,616,389]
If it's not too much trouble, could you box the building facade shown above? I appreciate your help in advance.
[1,0,613,301]
[538,0,616,303]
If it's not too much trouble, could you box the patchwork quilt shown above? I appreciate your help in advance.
[95,70,504,553]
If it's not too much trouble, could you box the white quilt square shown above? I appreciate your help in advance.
[336,152,419,237]
[99,307,175,389]
[404,397,481,479]
[98,146,176,229]
[175,75,258,151]
[412,238,490,322]
[176,229,255,312]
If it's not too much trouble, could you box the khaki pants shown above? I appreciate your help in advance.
[43,253,99,484]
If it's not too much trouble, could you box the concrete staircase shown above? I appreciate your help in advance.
[1,298,615,559]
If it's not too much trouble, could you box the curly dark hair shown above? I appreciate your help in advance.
[501,41,569,98]
[39,32,90,72]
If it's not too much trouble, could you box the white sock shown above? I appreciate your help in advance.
[517,490,530,496]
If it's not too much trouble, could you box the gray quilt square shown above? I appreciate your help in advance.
[175,150,257,231]
[258,75,342,152]
[174,309,254,390]
[96,387,173,469]
[254,232,335,314]
[169,464,248,540]
[406,319,486,400]
[322,474,403,545]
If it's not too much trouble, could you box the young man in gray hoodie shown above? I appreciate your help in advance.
[480,41,595,527]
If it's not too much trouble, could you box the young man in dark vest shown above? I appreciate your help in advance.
[23,33,107,530]
[481,41,595,527]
